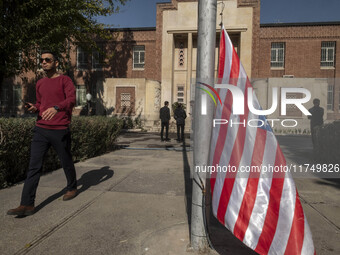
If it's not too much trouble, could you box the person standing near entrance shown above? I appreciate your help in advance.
[174,103,187,142]
[160,101,170,141]
[308,98,324,146]
[7,50,77,216]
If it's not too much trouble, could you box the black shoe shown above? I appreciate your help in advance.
[165,138,170,142]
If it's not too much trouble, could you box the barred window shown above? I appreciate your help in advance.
[284,92,302,117]
[0,85,21,107]
[13,85,22,106]
[321,42,336,67]
[271,42,285,68]
[92,44,105,69]
[133,45,145,69]
[1,87,8,107]
[327,84,334,110]
[76,85,86,106]
[77,47,89,70]
[121,93,131,107]
[177,85,184,103]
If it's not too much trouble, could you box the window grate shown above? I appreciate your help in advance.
[321,41,336,67]
[76,85,86,106]
[327,84,334,110]
[271,42,285,68]
[177,85,184,103]
[121,93,131,107]
[133,45,145,69]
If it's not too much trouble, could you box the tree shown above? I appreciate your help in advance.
[0,0,128,91]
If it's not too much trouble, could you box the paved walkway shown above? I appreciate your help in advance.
[0,132,339,255]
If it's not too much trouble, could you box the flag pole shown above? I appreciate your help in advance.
[191,0,217,251]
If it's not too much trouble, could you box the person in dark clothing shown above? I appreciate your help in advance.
[7,50,77,217]
[174,103,187,142]
[308,98,324,146]
[160,101,171,141]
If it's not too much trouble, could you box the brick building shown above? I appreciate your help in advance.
[255,22,340,121]
[1,0,340,129]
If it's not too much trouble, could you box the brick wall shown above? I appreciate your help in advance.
[70,28,157,86]
[255,23,340,120]
[256,23,340,78]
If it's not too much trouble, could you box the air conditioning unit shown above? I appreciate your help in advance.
[283,75,294,78]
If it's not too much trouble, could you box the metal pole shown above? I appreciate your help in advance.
[191,0,217,251]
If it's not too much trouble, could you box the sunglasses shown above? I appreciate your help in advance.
[40,57,54,63]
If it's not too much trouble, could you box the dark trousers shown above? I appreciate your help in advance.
[161,121,169,140]
[20,126,77,206]
[177,124,185,141]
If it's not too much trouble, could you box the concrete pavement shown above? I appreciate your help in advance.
[0,132,339,255]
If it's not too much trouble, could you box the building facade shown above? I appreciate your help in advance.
[255,22,340,122]
[2,0,340,131]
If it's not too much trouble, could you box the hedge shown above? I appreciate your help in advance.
[0,116,123,188]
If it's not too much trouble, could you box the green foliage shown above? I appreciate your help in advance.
[0,0,128,85]
[0,116,123,188]
[171,102,186,116]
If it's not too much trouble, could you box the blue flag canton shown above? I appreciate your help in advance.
[258,115,273,132]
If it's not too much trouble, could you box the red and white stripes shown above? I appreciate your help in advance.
[209,26,315,255]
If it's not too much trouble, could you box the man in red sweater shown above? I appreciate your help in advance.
[7,50,77,216]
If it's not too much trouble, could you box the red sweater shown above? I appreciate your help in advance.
[35,75,76,130]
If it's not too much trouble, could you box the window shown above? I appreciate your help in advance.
[0,87,8,107]
[327,84,334,110]
[121,93,131,107]
[92,44,105,69]
[76,85,86,106]
[13,85,22,106]
[321,41,336,67]
[177,85,184,103]
[271,42,285,68]
[284,92,302,117]
[0,85,21,108]
[77,47,89,70]
[179,42,185,67]
[133,45,145,69]
[116,87,135,114]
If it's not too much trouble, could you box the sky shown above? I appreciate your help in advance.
[96,0,340,28]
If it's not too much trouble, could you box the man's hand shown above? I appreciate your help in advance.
[41,107,58,120]
[26,103,38,113]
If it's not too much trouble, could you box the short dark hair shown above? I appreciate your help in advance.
[313,98,320,105]
[41,50,59,61]
[164,101,169,106]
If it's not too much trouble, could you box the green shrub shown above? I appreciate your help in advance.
[0,116,123,188]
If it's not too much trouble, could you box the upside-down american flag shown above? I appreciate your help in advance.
[209,26,315,255]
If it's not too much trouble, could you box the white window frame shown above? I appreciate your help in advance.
[77,47,89,70]
[321,41,336,68]
[92,44,105,70]
[177,85,184,103]
[327,84,334,111]
[76,85,86,106]
[271,42,285,69]
[133,45,145,70]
